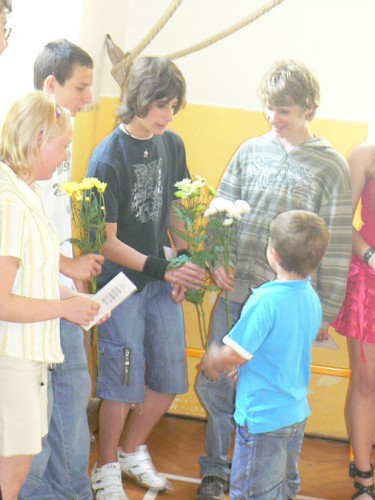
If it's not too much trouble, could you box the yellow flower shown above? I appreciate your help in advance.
[78,178,96,191]
[60,181,80,197]
[96,181,107,193]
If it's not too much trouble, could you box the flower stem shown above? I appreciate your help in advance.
[92,325,100,376]
[197,303,208,349]
[90,276,100,375]
[225,290,231,333]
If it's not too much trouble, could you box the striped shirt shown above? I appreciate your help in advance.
[0,162,63,362]
[219,131,352,324]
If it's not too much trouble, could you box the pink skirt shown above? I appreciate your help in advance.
[331,254,375,344]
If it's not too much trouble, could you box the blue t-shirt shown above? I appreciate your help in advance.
[223,278,321,433]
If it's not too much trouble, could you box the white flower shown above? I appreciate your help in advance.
[223,218,234,226]
[235,199,251,215]
[174,178,191,190]
[204,207,216,217]
[226,205,242,220]
[193,176,208,188]
[207,197,250,221]
[227,202,250,220]
[208,197,233,213]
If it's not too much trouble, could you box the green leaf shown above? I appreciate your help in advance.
[170,227,190,243]
[185,288,205,305]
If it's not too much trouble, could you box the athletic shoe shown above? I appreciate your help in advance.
[118,445,171,491]
[91,462,128,499]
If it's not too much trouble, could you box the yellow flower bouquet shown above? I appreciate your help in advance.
[61,177,107,292]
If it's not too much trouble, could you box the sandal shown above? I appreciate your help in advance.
[353,483,375,499]
[350,463,375,499]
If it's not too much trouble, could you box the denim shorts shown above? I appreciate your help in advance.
[96,280,188,403]
[230,419,307,499]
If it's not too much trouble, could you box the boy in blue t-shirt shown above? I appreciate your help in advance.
[200,209,329,499]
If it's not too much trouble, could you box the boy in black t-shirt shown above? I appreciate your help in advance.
[89,56,206,499]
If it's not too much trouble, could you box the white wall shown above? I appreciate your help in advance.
[0,0,374,127]
[80,0,129,104]
[0,0,81,120]
[112,0,375,124]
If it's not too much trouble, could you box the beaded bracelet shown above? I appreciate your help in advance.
[363,247,375,265]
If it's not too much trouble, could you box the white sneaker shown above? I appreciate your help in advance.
[91,462,128,499]
[118,445,171,491]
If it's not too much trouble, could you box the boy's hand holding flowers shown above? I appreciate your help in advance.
[168,176,218,347]
[165,258,206,291]
[212,264,235,292]
[168,178,251,347]
[205,197,251,331]
[171,284,187,304]
[204,197,251,279]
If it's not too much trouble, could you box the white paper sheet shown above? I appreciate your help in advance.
[82,271,137,331]
[313,334,339,350]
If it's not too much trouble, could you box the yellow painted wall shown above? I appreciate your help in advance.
[73,97,368,439]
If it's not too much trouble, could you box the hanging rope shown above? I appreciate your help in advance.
[129,0,183,60]
[109,0,183,88]
[107,0,287,89]
[166,0,286,60]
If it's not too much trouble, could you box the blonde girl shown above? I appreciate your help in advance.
[0,91,100,500]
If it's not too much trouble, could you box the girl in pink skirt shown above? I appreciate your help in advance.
[332,142,375,500]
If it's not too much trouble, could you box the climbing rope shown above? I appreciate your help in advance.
[166,0,286,61]
[107,0,286,88]
[129,0,183,60]
[109,0,183,88]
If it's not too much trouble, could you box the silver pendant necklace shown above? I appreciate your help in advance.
[122,124,152,159]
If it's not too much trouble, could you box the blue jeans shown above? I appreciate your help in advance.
[19,320,93,500]
[196,297,243,481]
[230,419,307,499]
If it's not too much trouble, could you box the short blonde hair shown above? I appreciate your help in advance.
[258,59,320,121]
[0,91,71,178]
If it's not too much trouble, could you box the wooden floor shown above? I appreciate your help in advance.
[89,414,372,500]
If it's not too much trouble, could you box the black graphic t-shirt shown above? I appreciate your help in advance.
[87,126,189,291]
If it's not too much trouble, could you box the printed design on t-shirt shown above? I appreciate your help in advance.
[250,157,312,191]
[131,159,163,223]
[53,158,71,198]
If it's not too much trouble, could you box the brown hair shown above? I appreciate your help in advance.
[269,210,329,277]
[117,56,186,124]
